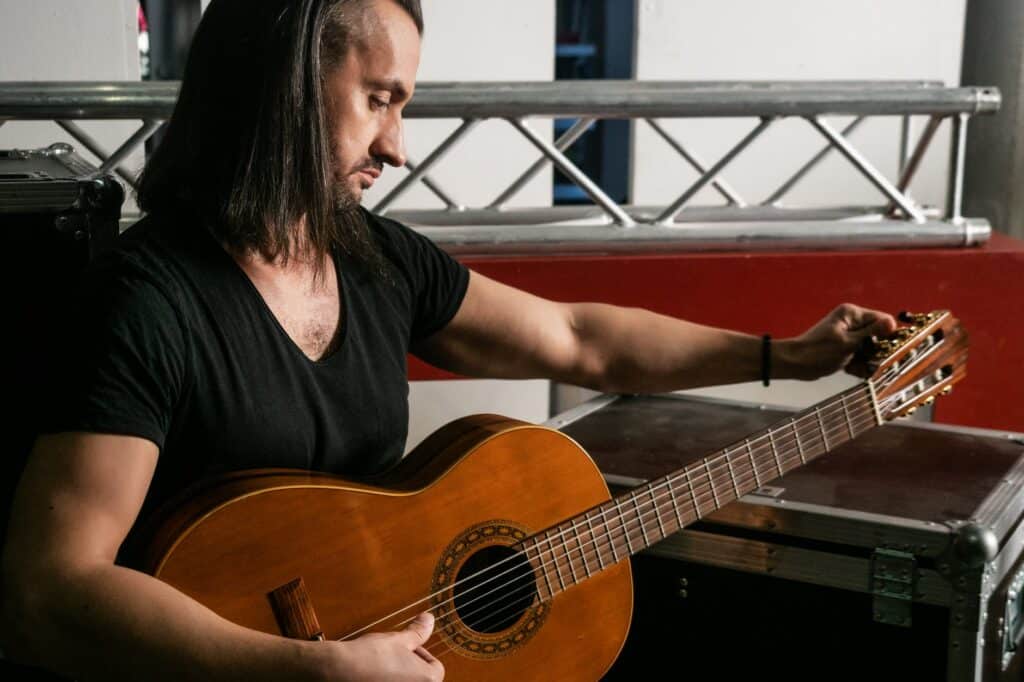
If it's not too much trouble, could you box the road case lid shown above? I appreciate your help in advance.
[554,393,1024,557]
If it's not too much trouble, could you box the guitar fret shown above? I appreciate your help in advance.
[725,449,740,497]
[530,540,554,599]
[817,408,830,450]
[704,459,720,507]
[768,429,783,476]
[604,507,620,563]
[841,393,855,438]
[547,531,566,592]
[586,512,606,570]
[668,474,685,526]
[793,420,806,464]
[618,503,635,554]
[632,495,650,546]
[684,467,702,519]
[562,524,579,585]
[648,485,667,538]
[747,439,761,488]
[574,518,591,578]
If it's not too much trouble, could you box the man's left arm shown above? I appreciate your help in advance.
[414,271,897,393]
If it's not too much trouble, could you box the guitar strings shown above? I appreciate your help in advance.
[349,385,907,646]
[420,353,955,656]
[423,406,890,662]
[341,387,895,647]
[418,394,903,656]
[343,351,923,641]
[337,384,877,642]
[420,404,891,657]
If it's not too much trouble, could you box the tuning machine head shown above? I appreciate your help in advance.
[897,310,940,327]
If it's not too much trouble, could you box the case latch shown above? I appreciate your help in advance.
[871,548,917,627]
[1000,566,1024,670]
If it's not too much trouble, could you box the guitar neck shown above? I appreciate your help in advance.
[522,383,881,600]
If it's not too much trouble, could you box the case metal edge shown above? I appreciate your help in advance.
[969,451,1024,544]
[542,392,621,429]
[645,528,952,607]
[607,474,952,556]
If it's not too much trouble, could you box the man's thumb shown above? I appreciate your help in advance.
[402,612,435,647]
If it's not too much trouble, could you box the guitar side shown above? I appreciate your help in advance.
[136,415,634,681]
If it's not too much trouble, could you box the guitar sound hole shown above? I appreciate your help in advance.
[453,546,537,634]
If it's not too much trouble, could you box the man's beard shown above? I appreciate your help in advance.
[327,162,391,282]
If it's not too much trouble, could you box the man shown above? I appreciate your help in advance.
[0,0,896,680]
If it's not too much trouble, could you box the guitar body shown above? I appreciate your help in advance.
[136,415,633,681]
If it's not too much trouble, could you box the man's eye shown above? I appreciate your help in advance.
[370,96,390,111]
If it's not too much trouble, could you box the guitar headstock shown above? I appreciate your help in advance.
[865,310,968,421]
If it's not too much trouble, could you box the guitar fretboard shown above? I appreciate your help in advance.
[522,383,880,600]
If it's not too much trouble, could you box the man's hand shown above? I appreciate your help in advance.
[324,612,445,681]
[779,303,898,381]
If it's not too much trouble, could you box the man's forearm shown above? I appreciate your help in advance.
[568,303,799,393]
[2,561,329,681]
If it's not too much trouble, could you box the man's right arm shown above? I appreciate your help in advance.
[0,433,443,681]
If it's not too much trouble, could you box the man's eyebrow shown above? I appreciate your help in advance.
[365,78,410,101]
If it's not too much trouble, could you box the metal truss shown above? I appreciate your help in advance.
[0,80,1001,254]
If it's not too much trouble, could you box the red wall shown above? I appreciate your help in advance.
[411,233,1024,432]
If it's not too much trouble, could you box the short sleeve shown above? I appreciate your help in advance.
[39,263,189,451]
[370,213,470,342]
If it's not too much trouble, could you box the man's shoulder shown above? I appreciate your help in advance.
[86,212,215,312]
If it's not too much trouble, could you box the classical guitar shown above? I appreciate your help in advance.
[134,311,967,680]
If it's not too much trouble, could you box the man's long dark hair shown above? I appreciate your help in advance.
[137,0,423,281]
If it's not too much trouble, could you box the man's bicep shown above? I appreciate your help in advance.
[414,270,582,380]
[6,433,158,567]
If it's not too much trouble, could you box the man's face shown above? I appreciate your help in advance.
[325,0,421,207]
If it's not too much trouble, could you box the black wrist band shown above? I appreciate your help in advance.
[761,334,771,387]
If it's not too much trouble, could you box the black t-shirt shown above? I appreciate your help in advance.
[40,209,469,514]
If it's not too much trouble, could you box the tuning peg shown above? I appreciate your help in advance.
[913,313,935,326]
[897,311,913,323]
[923,396,935,406]
[905,406,918,416]
[940,386,953,396]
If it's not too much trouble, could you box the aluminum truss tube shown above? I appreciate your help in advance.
[808,116,925,223]
[403,155,463,210]
[885,115,944,218]
[899,115,914,174]
[99,119,164,175]
[0,82,1000,121]
[56,119,146,189]
[507,117,636,227]
[947,113,969,223]
[489,116,596,209]
[762,117,865,207]
[895,115,943,193]
[420,218,991,256]
[645,118,745,206]
[656,117,773,225]
[372,118,480,214]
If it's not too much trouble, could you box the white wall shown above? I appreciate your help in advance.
[1,0,964,439]
[0,0,143,203]
[625,0,966,413]
[633,0,966,212]
[363,0,555,211]
[367,0,556,451]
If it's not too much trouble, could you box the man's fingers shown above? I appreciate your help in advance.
[840,306,897,339]
[402,612,435,648]
[415,646,446,678]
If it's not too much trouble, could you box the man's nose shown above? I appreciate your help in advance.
[371,114,407,168]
